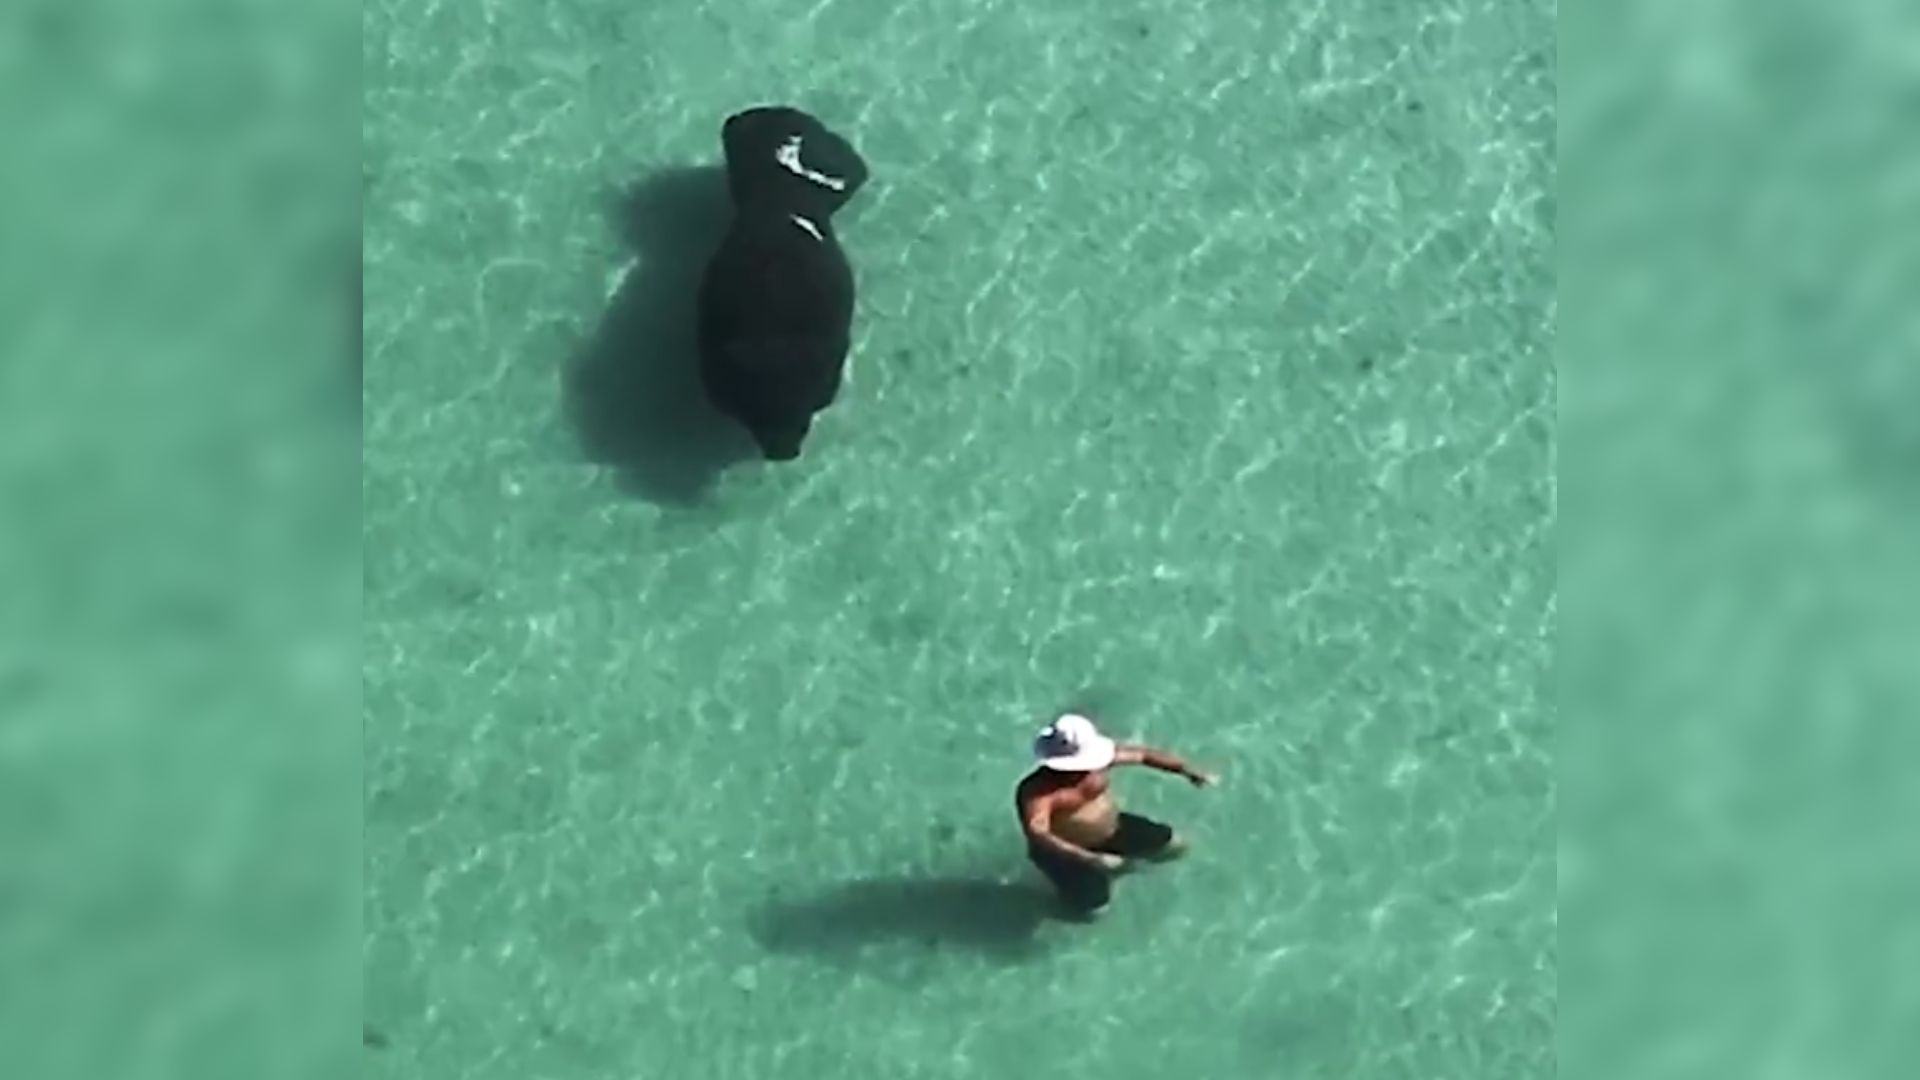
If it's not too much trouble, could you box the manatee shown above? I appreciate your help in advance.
[696,106,870,461]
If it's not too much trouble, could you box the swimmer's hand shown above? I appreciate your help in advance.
[1092,853,1126,873]
[1119,744,1217,787]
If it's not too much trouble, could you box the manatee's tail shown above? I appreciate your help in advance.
[721,105,869,218]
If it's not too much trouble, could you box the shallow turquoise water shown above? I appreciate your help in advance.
[363,0,1555,1077]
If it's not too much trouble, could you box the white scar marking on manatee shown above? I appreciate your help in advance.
[775,134,847,191]
[604,256,638,300]
[789,214,822,240]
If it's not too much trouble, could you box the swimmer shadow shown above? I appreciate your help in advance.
[562,164,757,504]
[748,875,1061,976]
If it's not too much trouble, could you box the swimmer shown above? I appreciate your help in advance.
[1016,713,1218,917]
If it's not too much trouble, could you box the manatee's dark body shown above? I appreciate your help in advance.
[697,106,869,461]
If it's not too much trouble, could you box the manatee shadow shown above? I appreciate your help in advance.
[748,875,1063,972]
[562,165,757,504]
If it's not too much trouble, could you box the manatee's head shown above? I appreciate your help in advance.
[704,333,837,463]
[750,417,812,462]
[721,105,869,218]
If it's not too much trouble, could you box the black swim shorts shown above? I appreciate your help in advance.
[1027,812,1175,914]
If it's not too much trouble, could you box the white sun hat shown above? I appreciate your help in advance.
[1033,713,1117,772]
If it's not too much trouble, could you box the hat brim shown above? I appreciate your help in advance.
[1038,736,1116,772]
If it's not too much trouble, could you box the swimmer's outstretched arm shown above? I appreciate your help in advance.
[1114,743,1218,787]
